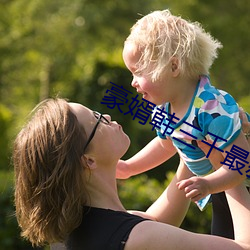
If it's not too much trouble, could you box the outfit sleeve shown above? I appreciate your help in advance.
[197,89,241,150]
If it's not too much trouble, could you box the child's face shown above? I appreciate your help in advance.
[123,43,172,105]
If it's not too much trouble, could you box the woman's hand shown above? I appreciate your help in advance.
[239,107,250,140]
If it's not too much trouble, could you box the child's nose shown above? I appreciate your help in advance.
[131,77,138,88]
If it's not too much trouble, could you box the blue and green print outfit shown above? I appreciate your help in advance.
[153,75,250,210]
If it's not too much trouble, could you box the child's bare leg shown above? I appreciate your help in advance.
[146,159,193,226]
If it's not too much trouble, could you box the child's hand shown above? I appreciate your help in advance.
[116,160,131,179]
[177,176,211,202]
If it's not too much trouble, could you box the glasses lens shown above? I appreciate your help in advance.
[93,111,109,125]
[93,111,101,120]
[84,111,110,152]
[101,116,109,125]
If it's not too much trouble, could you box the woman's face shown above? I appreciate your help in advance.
[68,103,130,161]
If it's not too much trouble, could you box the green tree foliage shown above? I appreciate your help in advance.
[1,0,249,168]
[0,0,249,248]
[185,0,250,100]
[0,104,12,169]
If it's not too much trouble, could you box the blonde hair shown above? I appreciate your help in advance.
[125,9,222,81]
[13,98,88,246]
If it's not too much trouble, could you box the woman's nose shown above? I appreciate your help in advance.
[103,114,111,122]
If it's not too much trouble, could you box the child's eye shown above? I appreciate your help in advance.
[133,71,142,78]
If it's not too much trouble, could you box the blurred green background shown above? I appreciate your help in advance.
[0,0,249,249]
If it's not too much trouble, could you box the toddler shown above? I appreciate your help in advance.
[118,9,250,238]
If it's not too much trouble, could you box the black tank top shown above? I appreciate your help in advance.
[66,206,148,250]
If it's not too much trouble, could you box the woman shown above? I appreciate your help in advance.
[13,98,250,249]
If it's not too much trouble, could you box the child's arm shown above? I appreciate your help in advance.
[116,137,177,179]
[177,131,249,201]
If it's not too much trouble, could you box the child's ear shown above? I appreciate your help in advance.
[171,63,178,72]
[171,57,180,77]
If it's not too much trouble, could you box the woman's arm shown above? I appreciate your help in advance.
[225,184,250,244]
[125,184,250,250]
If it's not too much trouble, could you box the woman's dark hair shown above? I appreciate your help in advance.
[13,98,88,246]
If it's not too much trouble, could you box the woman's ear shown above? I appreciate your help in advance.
[82,155,97,169]
[170,57,180,77]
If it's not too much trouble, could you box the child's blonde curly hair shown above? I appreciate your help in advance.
[125,9,222,81]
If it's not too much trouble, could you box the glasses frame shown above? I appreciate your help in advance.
[83,111,110,151]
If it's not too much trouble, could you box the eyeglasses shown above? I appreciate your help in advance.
[84,111,110,151]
